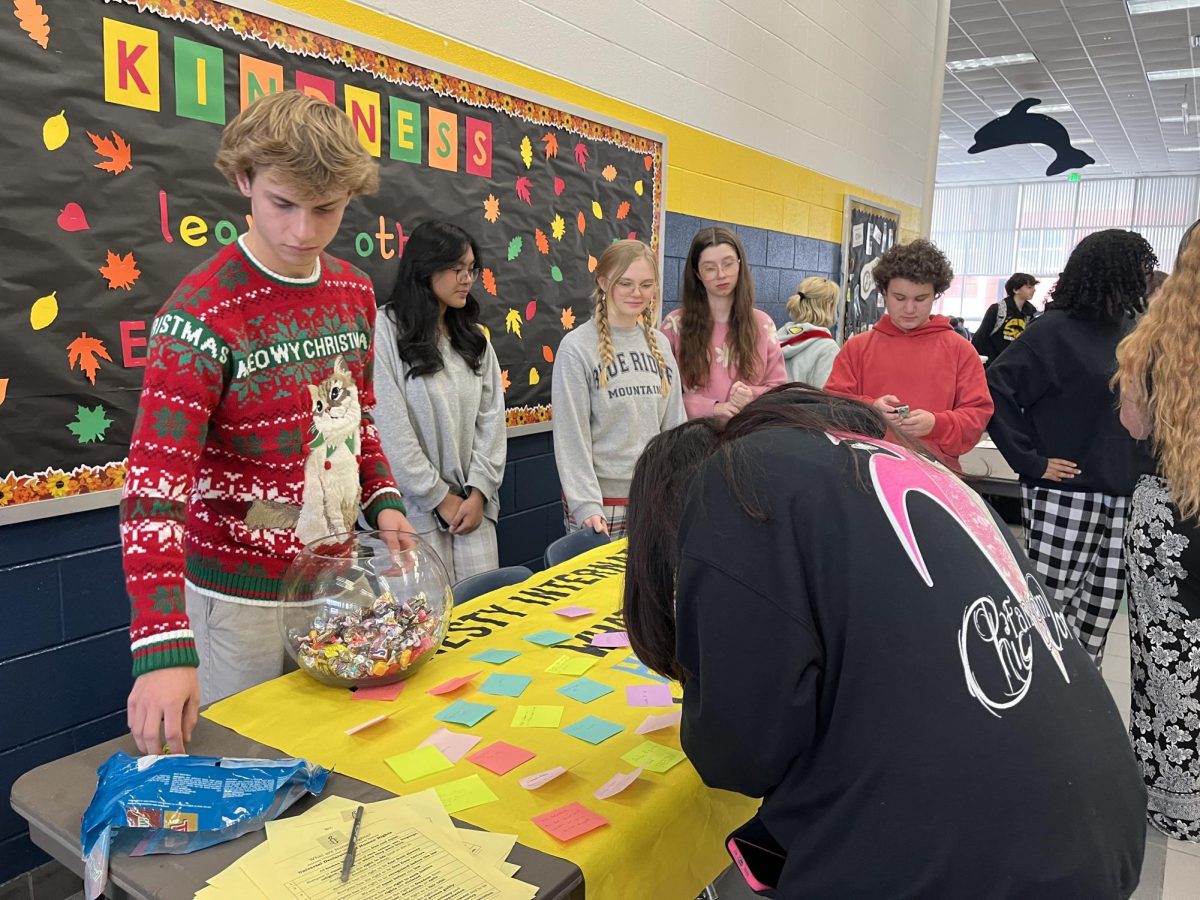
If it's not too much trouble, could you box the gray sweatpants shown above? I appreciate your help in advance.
[186,585,291,706]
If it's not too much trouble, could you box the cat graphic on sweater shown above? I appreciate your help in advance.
[245,355,362,543]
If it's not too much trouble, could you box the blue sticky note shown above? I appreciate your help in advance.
[471,649,521,665]
[557,677,614,704]
[434,700,497,728]
[563,715,624,745]
[523,630,573,647]
[479,673,533,698]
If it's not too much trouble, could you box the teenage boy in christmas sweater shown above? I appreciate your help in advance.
[122,91,414,755]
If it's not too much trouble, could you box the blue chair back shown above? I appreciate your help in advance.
[452,565,534,606]
[543,528,611,569]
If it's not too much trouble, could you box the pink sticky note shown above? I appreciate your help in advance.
[532,801,609,841]
[593,767,644,800]
[351,681,406,702]
[468,740,537,776]
[427,671,481,696]
[419,727,482,763]
[625,683,674,707]
[635,711,682,734]
[554,606,596,618]
[344,714,390,736]
[591,631,630,648]
[520,766,568,790]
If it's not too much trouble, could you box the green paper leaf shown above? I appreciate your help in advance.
[507,236,523,261]
[550,265,563,282]
[66,403,113,443]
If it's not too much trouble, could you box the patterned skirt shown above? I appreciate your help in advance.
[1126,474,1200,842]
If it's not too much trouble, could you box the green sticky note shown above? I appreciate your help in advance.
[511,705,565,728]
[433,774,500,814]
[563,715,624,745]
[524,629,573,646]
[479,673,533,698]
[557,677,613,704]
[545,654,598,676]
[385,745,455,782]
[471,649,521,665]
[622,740,687,773]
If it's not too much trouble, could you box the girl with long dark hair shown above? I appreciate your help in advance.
[373,221,506,582]
[623,386,1146,898]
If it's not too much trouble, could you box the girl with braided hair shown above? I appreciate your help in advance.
[552,240,684,537]
[987,229,1157,666]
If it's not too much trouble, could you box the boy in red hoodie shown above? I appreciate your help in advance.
[825,239,992,467]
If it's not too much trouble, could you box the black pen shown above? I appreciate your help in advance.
[340,804,365,883]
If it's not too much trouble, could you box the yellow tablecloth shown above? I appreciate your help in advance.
[205,540,756,898]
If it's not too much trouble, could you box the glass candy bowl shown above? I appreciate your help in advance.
[278,530,452,688]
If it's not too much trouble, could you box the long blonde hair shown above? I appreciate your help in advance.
[1115,221,1200,519]
[593,240,670,396]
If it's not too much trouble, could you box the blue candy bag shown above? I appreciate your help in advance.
[81,752,329,899]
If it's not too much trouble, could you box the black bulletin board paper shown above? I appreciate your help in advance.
[0,0,664,520]
[839,196,900,340]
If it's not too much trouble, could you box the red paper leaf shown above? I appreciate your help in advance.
[57,202,89,232]
[644,155,653,171]
[553,176,565,197]
[627,231,638,240]
[515,176,532,205]
[525,299,537,321]
[573,142,589,171]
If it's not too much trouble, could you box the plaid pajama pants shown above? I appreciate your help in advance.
[564,499,629,540]
[420,518,499,585]
[1021,485,1130,666]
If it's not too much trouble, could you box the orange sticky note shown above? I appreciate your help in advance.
[351,681,406,702]
[532,801,609,841]
[427,671,481,696]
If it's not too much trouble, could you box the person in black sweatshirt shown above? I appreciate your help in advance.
[986,230,1157,666]
[623,387,1145,899]
[972,272,1040,364]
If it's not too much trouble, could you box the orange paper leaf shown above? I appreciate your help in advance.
[0,378,8,407]
[534,229,550,255]
[542,132,559,159]
[542,345,555,363]
[587,255,598,273]
[601,164,617,183]
[67,332,112,386]
[644,155,653,171]
[87,130,132,175]
[616,201,631,220]
[560,307,576,330]
[501,369,511,392]
[482,193,500,224]
[99,250,140,290]
[576,211,586,235]
[481,267,497,296]
[13,0,49,48]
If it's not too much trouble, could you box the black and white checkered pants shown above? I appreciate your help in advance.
[1021,485,1129,666]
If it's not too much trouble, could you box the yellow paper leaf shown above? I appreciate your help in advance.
[43,110,67,150]
[520,135,533,169]
[634,179,644,197]
[30,291,58,330]
[550,214,566,240]
[529,367,540,386]
[591,201,603,219]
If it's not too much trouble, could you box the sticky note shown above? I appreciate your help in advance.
[554,606,595,618]
[622,740,687,773]
[524,629,573,646]
[557,677,613,704]
[591,631,631,648]
[625,683,674,707]
[563,715,624,745]
[511,705,564,728]
[479,673,533,698]
[519,766,568,790]
[434,699,496,727]
[531,801,609,841]
[418,727,481,763]
[426,671,481,696]
[545,655,598,676]
[635,710,682,734]
[468,740,536,776]
[344,714,390,735]
[594,767,644,800]
[385,745,455,782]
[434,774,499,814]
[471,649,521,665]
[350,681,406,701]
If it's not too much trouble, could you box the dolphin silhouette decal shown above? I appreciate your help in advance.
[968,98,1094,176]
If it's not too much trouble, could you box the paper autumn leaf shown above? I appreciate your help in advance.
[560,307,576,330]
[601,165,617,183]
[577,211,587,235]
[43,110,68,150]
[481,267,497,296]
[574,142,589,171]
[587,255,598,272]
[520,135,533,169]
[525,299,538,321]
[515,176,532,205]
[553,176,565,197]
[99,250,140,290]
[14,0,49,48]
[500,369,511,392]
[0,378,8,406]
[507,236,523,261]
[616,201,631,220]
[550,265,563,283]
[542,132,559,159]
[542,345,555,363]
[644,155,653,171]
[67,332,112,385]
[88,130,132,175]
[534,229,550,255]
[634,179,644,197]
[67,403,113,444]
[591,201,604,219]
[550,214,566,240]
[529,367,540,386]
[505,308,522,338]
[482,194,500,224]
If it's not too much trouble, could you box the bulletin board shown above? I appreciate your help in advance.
[0,0,666,523]
[838,195,900,339]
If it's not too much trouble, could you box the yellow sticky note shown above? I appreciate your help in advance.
[545,655,597,676]
[434,774,499,814]
[621,740,687,774]
[511,705,564,728]
[385,745,455,782]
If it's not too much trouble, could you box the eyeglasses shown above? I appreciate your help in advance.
[447,264,482,283]
[698,257,740,279]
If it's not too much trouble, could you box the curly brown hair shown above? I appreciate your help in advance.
[872,239,954,295]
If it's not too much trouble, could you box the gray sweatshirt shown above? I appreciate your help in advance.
[551,319,686,523]
[372,312,507,533]
[775,322,839,388]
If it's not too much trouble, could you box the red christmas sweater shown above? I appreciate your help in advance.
[120,240,406,677]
